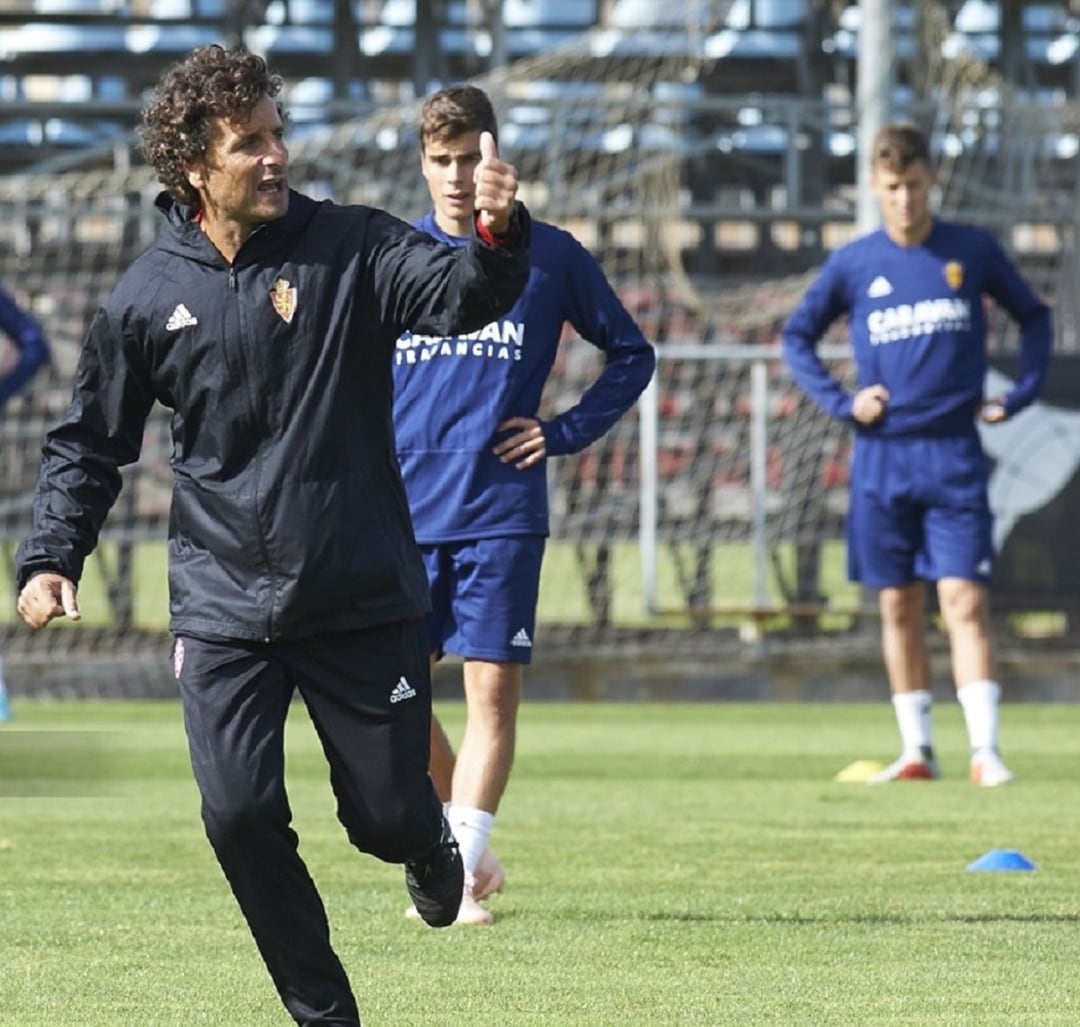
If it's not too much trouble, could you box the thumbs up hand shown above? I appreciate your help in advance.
[473,130,519,235]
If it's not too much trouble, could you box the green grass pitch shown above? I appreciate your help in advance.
[1,700,1079,1025]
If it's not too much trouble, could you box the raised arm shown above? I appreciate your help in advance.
[982,235,1052,420]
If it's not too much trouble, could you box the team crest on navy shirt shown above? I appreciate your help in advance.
[943,261,964,291]
[270,278,297,324]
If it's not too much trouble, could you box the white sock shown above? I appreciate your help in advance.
[958,679,1001,755]
[892,689,933,757]
[447,804,494,877]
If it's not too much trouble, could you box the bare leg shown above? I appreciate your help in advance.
[428,717,456,803]
[424,658,520,913]
[427,657,522,812]
[879,582,929,694]
[452,659,522,816]
[427,654,456,802]
[937,577,1009,783]
[936,577,994,687]
[870,583,938,781]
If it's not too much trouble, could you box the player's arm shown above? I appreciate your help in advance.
[502,237,655,468]
[982,233,1052,420]
[366,206,531,340]
[781,257,862,422]
[0,284,50,406]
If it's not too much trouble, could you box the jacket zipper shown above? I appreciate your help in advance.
[231,261,276,642]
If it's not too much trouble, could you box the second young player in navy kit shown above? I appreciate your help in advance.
[393,85,656,923]
[782,122,1051,786]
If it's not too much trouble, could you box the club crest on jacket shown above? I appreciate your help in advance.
[270,279,297,324]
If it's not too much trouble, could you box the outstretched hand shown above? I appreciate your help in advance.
[17,572,81,630]
[473,131,519,234]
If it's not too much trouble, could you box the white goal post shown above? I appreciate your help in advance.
[638,341,855,619]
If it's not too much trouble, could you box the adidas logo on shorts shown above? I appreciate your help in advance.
[510,628,532,648]
[389,676,417,703]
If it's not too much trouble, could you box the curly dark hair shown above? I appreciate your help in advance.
[140,45,285,208]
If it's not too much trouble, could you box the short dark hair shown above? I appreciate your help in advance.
[871,122,932,174]
[419,84,498,151]
[140,45,285,208]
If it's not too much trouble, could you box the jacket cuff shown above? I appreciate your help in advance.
[474,202,522,246]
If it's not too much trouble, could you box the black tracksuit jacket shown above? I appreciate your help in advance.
[16,190,531,642]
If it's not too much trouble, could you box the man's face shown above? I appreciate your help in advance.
[421,129,483,235]
[186,93,289,231]
[871,160,935,244]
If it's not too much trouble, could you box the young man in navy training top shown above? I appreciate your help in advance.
[0,282,50,721]
[393,84,656,923]
[15,46,530,1025]
[782,122,1051,786]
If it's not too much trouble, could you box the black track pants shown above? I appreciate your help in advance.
[173,620,443,1026]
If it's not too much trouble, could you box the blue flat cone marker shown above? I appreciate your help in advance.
[967,849,1038,872]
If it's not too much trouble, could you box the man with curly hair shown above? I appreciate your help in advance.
[15,44,530,1025]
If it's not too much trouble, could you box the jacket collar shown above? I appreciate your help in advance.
[154,189,318,266]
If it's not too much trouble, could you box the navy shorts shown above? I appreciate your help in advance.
[420,536,546,664]
[847,433,993,588]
